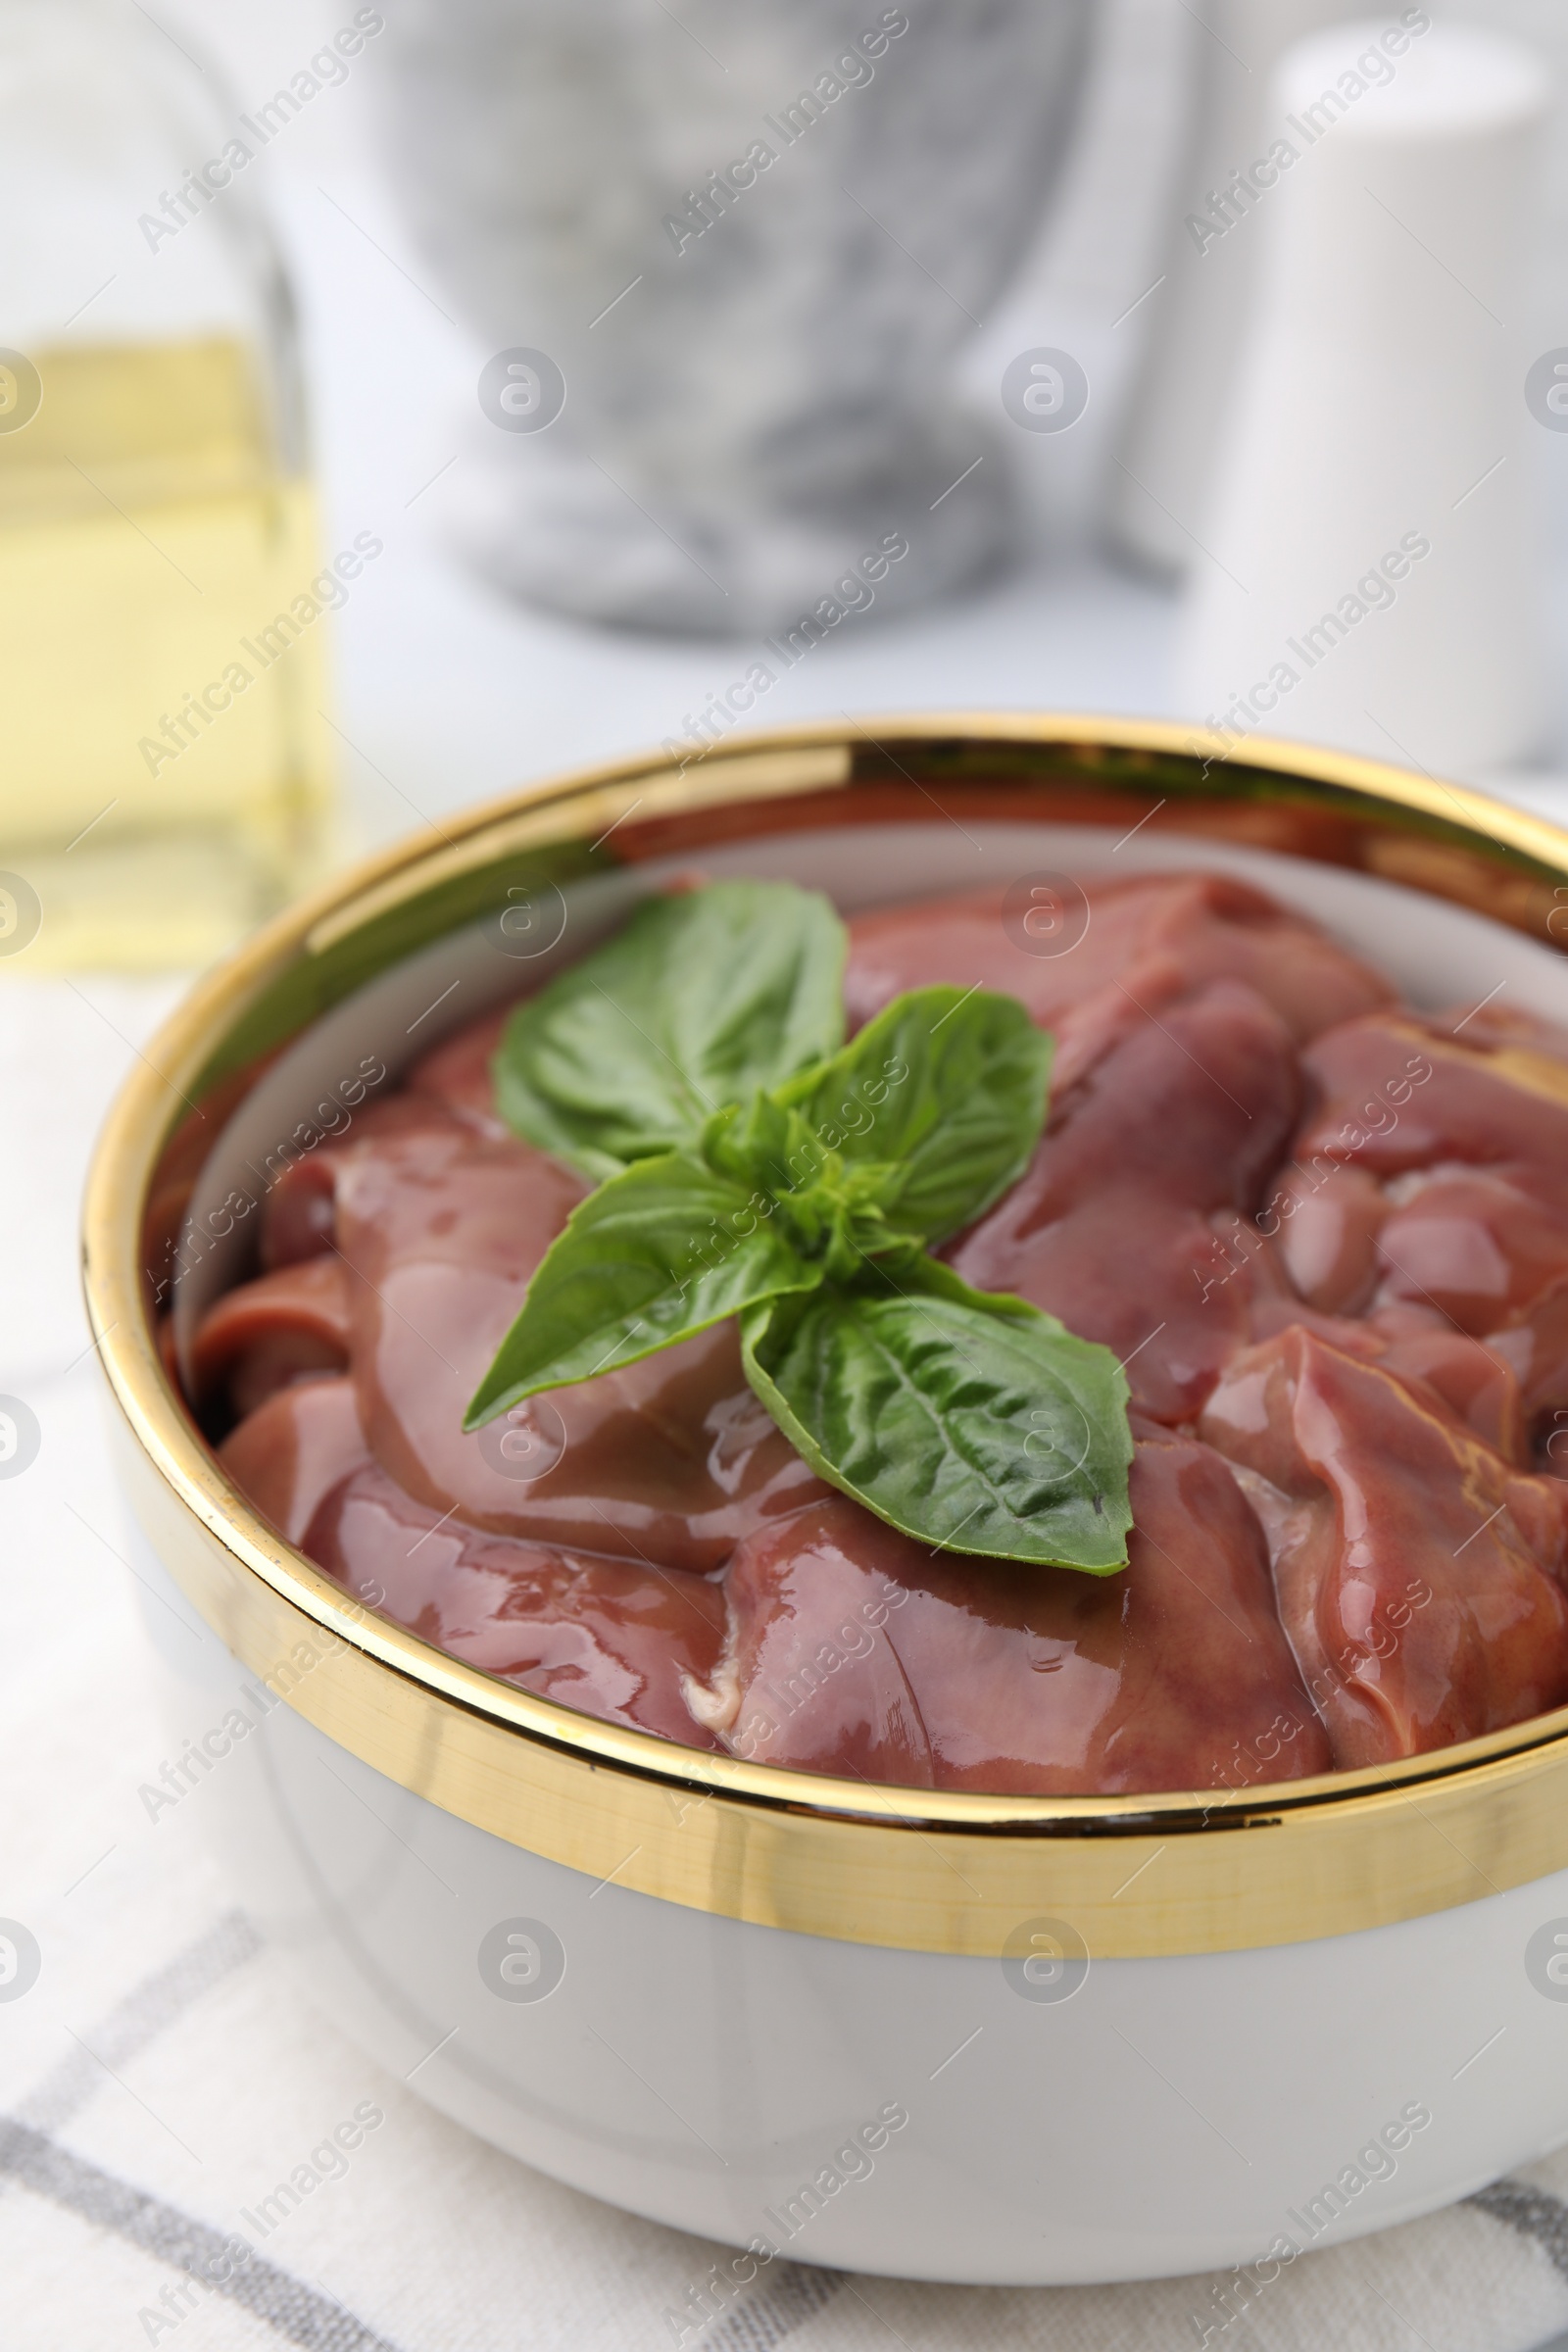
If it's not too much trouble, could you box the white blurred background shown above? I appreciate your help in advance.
[143,0,1568,848]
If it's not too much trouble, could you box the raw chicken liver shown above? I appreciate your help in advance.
[306,1460,726,1746]
[686,1428,1334,1793]
[844,870,1391,1049]
[947,981,1300,1422]
[1200,1329,1568,1766]
[197,871,1568,1792]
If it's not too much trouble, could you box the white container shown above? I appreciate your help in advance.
[1110,0,1354,576]
[1171,21,1552,775]
[84,716,1568,2285]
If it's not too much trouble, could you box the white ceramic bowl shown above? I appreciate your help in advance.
[84,715,1568,2286]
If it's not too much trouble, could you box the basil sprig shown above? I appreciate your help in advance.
[466,881,1133,1572]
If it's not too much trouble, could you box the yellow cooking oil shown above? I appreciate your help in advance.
[0,335,336,968]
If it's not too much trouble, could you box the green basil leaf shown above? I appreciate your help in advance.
[466,1152,819,1427]
[493,880,847,1181]
[740,1256,1132,1571]
[771,986,1052,1244]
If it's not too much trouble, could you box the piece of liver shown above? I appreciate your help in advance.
[192,1256,352,1418]
[947,981,1300,1422]
[843,869,1393,1050]
[687,1427,1334,1793]
[218,1376,372,1547]
[1200,1327,1568,1767]
[306,1459,726,1747]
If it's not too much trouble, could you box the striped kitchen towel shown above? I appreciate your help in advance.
[7,1880,1568,2351]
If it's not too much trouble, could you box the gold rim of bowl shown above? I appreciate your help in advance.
[80,712,1568,1958]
